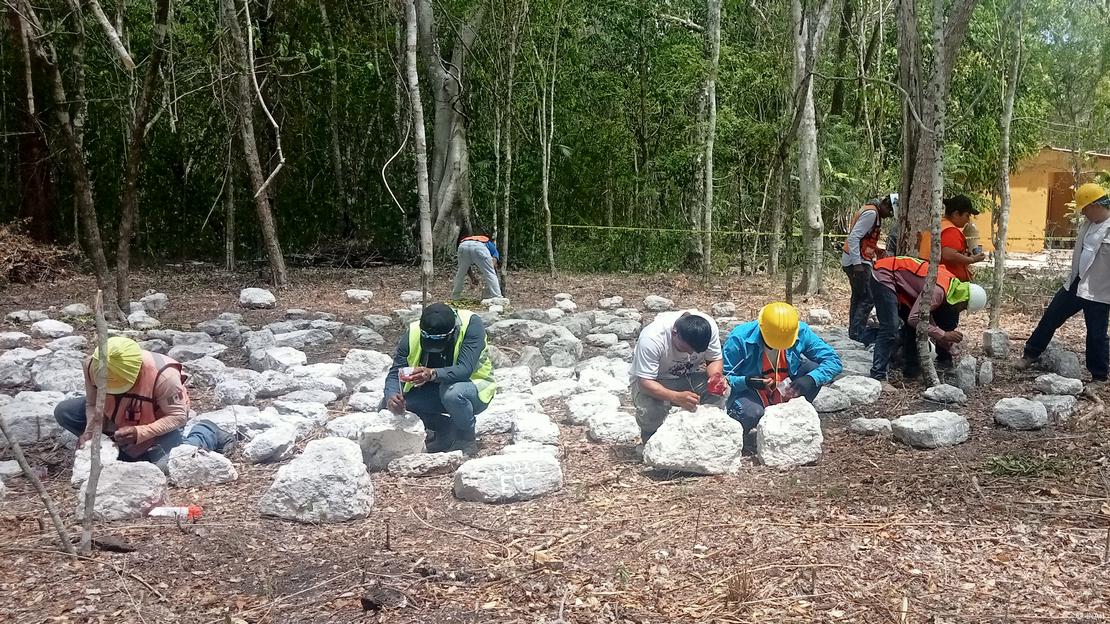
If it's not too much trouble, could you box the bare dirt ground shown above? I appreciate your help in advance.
[2,264,1109,624]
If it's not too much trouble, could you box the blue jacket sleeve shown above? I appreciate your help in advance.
[797,327,843,386]
[383,333,410,399]
[721,333,751,391]
[486,241,500,260]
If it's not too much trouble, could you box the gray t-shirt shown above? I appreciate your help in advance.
[630,310,722,380]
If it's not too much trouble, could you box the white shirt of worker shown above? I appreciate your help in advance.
[630,310,722,380]
[840,208,879,267]
[1070,218,1110,304]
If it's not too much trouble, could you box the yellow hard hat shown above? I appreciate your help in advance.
[1074,183,1109,211]
[758,302,800,350]
[91,336,143,394]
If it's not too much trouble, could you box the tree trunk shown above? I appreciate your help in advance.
[9,8,56,242]
[222,0,288,285]
[538,2,565,277]
[225,172,236,271]
[114,0,173,312]
[701,0,721,282]
[990,0,1023,329]
[403,0,434,303]
[829,0,854,117]
[19,0,121,319]
[318,0,350,234]
[80,291,110,554]
[498,3,524,289]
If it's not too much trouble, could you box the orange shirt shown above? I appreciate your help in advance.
[918,218,971,282]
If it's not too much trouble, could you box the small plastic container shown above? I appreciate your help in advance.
[707,374,727,396]
[399,366,415,382]
[149,505,203,522]
[776,378,793,397]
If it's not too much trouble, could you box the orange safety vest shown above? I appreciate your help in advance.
[917,218,971,281]
[756,349,790,407]
[872,256,957,308]
[85,351,189,455]
[460,235,491,245]
[842,205,883,261]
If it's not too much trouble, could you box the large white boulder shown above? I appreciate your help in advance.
[61,303,93,317]
[813,386,852,413]
[345,289,374,304]
[891,410,969,449]
[586,411,639,445]
[348,389,385,413]
[0,332,32,349]
[597,296,624,310]
[532,379,579,401]
[643,295,674,312]
[338,350,393,392]
[31,349,85,393]
[453,453,563,503]
[239,288,277,309]
[642,406,745,475]
[953,355,978,391]
[1033,394,1079,422]
[128,311,161,331]
[258,438,374,523]
[71,436,120,488]
[511,412,560,446]
[388,451,465,477]
[140,292,169,313]
[923,384,968,405]
[848,417,892,436]
[242,425,298,464]
[215,378,257,406]
[183,357,227,388]
[756,398,823,468]
[189,406,282,439]
[274,329,334,350]
[576,367,629,395]
[254,347,307,372]
[565,390,621,425]
[982,329,1010,359]
[47,336,88,351]
[476,393,541,436]
[0,347,47,388]
[358,410,426,471]
[76,461,168,520]
[830,375,882,405]
[994,397,1049,430]
[31,319,73,339]
[497,366,534,395]
[1033,374,1083,396]
[167,445,238,487]
[0,392,65,446]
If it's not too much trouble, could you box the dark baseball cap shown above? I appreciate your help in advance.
[943,194,979,215]
[419,303,458,353]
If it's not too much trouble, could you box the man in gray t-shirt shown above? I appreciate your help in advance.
[630,310,726,443]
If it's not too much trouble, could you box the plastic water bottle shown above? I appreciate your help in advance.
[149,505,203,522]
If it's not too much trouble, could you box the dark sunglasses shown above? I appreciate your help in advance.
[1094,197,1110,208]
[420,328,455,340]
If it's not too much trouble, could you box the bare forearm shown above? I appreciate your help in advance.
[637,378,675,403]
[706,359,723,378]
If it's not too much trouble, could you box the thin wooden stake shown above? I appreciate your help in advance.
[79,289,110,554]
[0,420,74,554]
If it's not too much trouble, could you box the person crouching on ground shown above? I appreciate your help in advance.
[54,337,233,470]
[630,309,726,444]
[1018,183,1110,385]
[451,227,503,301]
[868,256,987,380]
[383,303,497,455]
[721,302,843,440]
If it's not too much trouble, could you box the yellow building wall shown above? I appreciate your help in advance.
[973,149,1110,254]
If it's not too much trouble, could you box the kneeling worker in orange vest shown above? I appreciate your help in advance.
[869,257,987,380]
[53,337,234,470]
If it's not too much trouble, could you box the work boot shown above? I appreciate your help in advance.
[1014,357,1036,371]
[425,427,456,454]
[450,431,479,457]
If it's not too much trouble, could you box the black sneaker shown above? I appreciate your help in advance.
[425,428,456,453]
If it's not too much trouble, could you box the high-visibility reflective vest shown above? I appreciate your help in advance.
[755,349,790,408]
[85,351,189,455]
[873,256,957,308]
[404,309,497,404]
[917,218,971,280]
[842,205,883,261]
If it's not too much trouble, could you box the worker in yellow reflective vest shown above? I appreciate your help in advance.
[383,303,497,455]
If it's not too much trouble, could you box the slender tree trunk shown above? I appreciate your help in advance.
[829,0,854,117]
[990,0,1023,329]
[701,0,721,282]
[222,0,288,285]
[114,0,173,312]
[9,8,56,242]
[80,291,110,554]
[225,172,236,270]
[318,0,350,234]
[498,4,523,289]
[404,0,434,302]
[768,163,785,275]
[538,2,565,277]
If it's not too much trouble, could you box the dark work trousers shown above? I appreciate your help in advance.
[843,264,877,345]
[897,303,960,376]
[727,360,820,432]
[1024,278,1110,381]
[869,276,901,380]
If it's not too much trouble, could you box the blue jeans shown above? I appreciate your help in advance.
[54,397,223,465]
[402,381,488,436]
[727,360,820,432]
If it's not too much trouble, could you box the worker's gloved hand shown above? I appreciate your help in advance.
[745,376,771,390]
[786,375,816,400]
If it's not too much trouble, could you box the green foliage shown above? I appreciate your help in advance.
[984,453,1072,477]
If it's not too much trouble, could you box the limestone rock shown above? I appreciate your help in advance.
[756,398,823,468]
[254,347,306,372]
[0,347,46,388]
[576,367,628,395]
[585,411,639,445]
[453,454,563,503]
[532,379,579,401]
[7,310,48,324]
[31,319,73,339]
[345,289,374,304]
[565,390,621,425]
[830,375,882,405]
[585,333,619,348]
[979,360,994,386]
[982,329,1010,359]
[127,311,161,331]
[848,417,892,436]
[535,366,575,383]
[183,357,226,388]
[71,436,120,488]
[242,425,298,464]
[813,386,852,413]
[387,451,465,477]
[953,355,978,391]
[1042,343,1082,379]
[499,442,560,457]
[518,346,547,372]
[215,378,257,406]
[358,410,426,470]
[807,309,833,325]
[167,445,238,487]
[31,349,85,393]
[642,406,745,475]
[643,295,674,312]
[891,411,969,449]
[338,349,393,392]
[168,342,228,362]
[259,438,374,523]
[140,292,169,313]
[77,462,168,520]
[598,296,624,310]
[712,302,737,317]
[364,314,392,331]
[0,391,64,446]
[1033,394,1078,422]
[497,366,534,395]
[400,290,423,304]
[256,370,298,399]
[274,329,334,350]
[47,336,88,351]
[923,384,968,404]
[1034,373,1083,396]
[994,397,1049,430]
[511,412,560,446]
[0,332,31,349]
[239,288,277,309]
[278,389,338,404]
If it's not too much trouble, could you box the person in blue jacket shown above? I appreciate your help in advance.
[722,302,843,435]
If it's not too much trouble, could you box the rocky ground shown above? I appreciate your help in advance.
[1,264,1109,624]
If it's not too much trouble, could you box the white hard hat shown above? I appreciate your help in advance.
[888,192,899,209]
[967,283,987,313]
